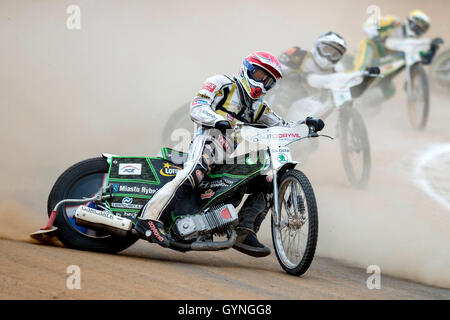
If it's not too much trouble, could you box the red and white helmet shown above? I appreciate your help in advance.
[237,51,283,100]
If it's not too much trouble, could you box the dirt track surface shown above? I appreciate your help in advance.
[0,239,448,300]
[1,0,450,300]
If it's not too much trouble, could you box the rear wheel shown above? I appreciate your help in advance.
[338,106,371,188]
[271,169,318,276]
[47,157,138,253]
[162,102,194,147]
[407,64,429,130]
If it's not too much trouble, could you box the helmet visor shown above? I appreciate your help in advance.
[317,43,344,62]
[409,19,427,36]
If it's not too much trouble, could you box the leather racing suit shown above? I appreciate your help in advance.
[274,46,334,123]
[140,74,294,242]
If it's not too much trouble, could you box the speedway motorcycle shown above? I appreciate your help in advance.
[266,70,381,188]
[30,121,332,276]
[302,70,382,188]
[338,37,443,130]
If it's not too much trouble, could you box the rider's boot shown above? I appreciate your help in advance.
[234,228,271,257]
[233,193,271,257]
[134,218,170,248]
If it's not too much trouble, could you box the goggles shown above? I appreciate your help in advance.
[409,19,427,36]
[244,60,277,90]
[317,42,344,62]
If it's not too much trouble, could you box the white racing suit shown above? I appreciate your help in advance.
[140,74,293,234]
[277,47,334,122]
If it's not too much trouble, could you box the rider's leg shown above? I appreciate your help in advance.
[135,130,215,246]
[233,192,271,257]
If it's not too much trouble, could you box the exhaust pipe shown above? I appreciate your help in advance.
[74,206,132,237]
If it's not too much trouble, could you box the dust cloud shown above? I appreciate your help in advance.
[1,0,449,289]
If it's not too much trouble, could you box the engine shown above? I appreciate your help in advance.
[174,204,238,241]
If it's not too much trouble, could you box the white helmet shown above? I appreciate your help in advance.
[311,32,347,70]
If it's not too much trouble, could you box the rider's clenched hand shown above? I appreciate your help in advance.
[305,117,325,132]
[215,120,232,134]
[365,67,380,75]
[431,37,444,48]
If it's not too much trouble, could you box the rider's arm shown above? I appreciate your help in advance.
[190,75,230,127]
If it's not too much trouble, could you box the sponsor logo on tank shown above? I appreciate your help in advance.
[115,211,137,219]
[111,197,143,210]
[113,183,157,195]
[200,189,215,199]
[118,163,142,175]
[199,179,232,189]
[278,153,288,163]
[160,162,182,177]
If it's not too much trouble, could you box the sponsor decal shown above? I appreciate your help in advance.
[115,184,157,195]
[197,93,210,99]
[192,97,209,105]
[221,207,232,220]
[201,189,215,199]
[122,197,133,205]
[115,212,137,219]
[215,90,223,97]
[278,133,301,139]
[222,177,234,185]
[199,179,232,188]
[266,175,273,182]
[196,170,203,182]
[112,184,119,193]
[271,148,290,153]
[80,206,114,219]
[119,163,142,175]
[111,201,143,210]
[201,82,216,92]
[148,221,164,242]
[278,153,288,163]
[160,162,182,177]
[218,135,231,153]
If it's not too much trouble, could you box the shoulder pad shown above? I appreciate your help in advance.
[197,75,233,98]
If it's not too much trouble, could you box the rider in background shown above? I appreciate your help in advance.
[276,31,348,122]
[352,10,441,104]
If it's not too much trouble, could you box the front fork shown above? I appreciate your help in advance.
[272,170,281,227]
[405,65,413,98]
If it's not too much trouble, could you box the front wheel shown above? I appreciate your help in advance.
[271,169,318,276]
[47,157,138,253]
[338,106,371,188]
[407,64,430,130]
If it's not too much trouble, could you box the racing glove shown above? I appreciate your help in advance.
[305,117,325,132]
[421,37,444,65]
[214,120,232,134]
[365,67,380,75]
